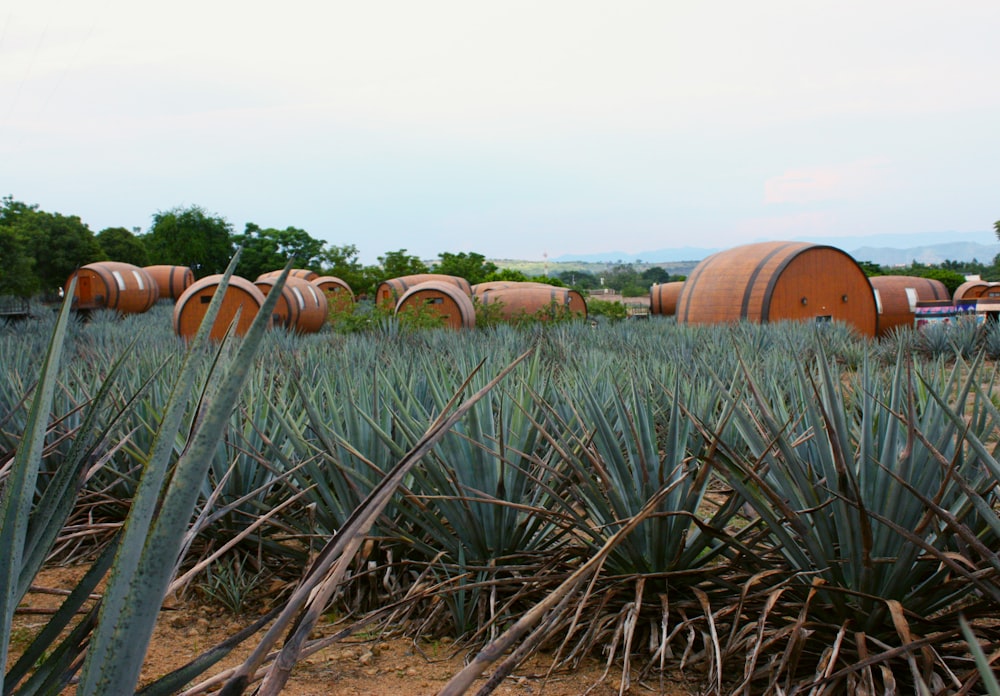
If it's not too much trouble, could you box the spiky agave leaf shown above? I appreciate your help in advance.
[0,283,78,693]
[77,255,289,695]
[709,342,1000,691]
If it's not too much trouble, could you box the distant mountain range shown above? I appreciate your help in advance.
[852,242,999,266]
[551,232,999,267]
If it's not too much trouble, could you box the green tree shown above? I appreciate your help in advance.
[0,225,37,297]
[641,266,672,285]
[320,243,370,297]
[433,251,498,285]
[1,197,103,291]
[231,223,327,280]
[96,227,149,267]
[377,249,428,278]
[856,260,884,277]
[994,219,999,241]
[145,205,234,278]
[557,269,599,290]
[483,268,530,283]
[918,268,967,294]
[605,263,647,297]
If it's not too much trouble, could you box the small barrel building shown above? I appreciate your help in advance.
[869,275,951,336]
[649,281,685,316]
[470,280,560,293]
[376,274,472,307]
[173,275,269,342]
[256,269,319,282]
[65,262,159,314]
[254,276,328,334]
[143,265,194,301]
[474,284,587,321]
[675,241,877,337]
[953,280,994,310]
[395,281,476,329]
[312,275,355,313]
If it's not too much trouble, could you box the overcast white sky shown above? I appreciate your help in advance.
[2,0,997,263]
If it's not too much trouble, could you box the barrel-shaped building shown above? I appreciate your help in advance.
[376,274,472,307]
[953,280,994,310]
[312,275,355,314]
[254,276,328,334]
[649,281,685,316]
[65,262,159,314]
[395,281,476,329]
[143,265,194,301]
[256,269,319,282]
[869,275,951,336]
[173,275,269,341]
[473,283,587,321]
[675,241,877,337]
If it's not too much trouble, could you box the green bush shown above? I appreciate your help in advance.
[587,298,627,321]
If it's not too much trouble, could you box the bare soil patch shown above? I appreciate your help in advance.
[10,565,701,695]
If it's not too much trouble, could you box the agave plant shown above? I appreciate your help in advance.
[395,355,581,637]
[708,346,1000,693]
[1,257,290,695]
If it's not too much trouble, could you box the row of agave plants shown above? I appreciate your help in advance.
[3,264,1000,694]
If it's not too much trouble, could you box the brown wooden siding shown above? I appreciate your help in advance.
[649,281,685,316]
[255,269,319,282]
[676,241,877,337]
[254,276,328,333]
[395,281,476,329]
[143,265,194,301]
[377,274,472,307]
[173,275,268,341]
[66,262,159,314]
[870,275,951,336]
[476,285,587,320]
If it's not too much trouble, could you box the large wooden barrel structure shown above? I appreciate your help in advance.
[143,265,194,301]
[254,276,328,334]
[475,284,588,321]
[675,241,878,337]
[395,281,476,329]
[376,274,472,307]
[649,281,685,316]
[256,269,319,282]
[173,275,269,342]
[869,275,951,336]
[953,280,994,309]
[65,262,159,314]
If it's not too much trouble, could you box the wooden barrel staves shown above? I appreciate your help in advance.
[312,275,355,314]
[395,281,476,329]
[869,275,951,336]
[173,275,269,342]
[475,284,588,322]
[376,274,472,307]
[143,265,194,301]
[649,281,685,316]
[470,280,560,293]
[254,275,328,333]
[953,279,993,310]
[256,269,319,282]
[65,262,159,314]
[675,241,877,337]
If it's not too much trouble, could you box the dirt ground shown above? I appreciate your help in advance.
[9,566,701,695]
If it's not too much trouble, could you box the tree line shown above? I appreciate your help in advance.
[0,197,686,299]
[2,196,994,299]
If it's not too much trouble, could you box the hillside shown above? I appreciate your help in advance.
[491,258,701,278]
[533,233,997,269]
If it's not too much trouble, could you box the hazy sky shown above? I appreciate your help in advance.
[2,1,998,264]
